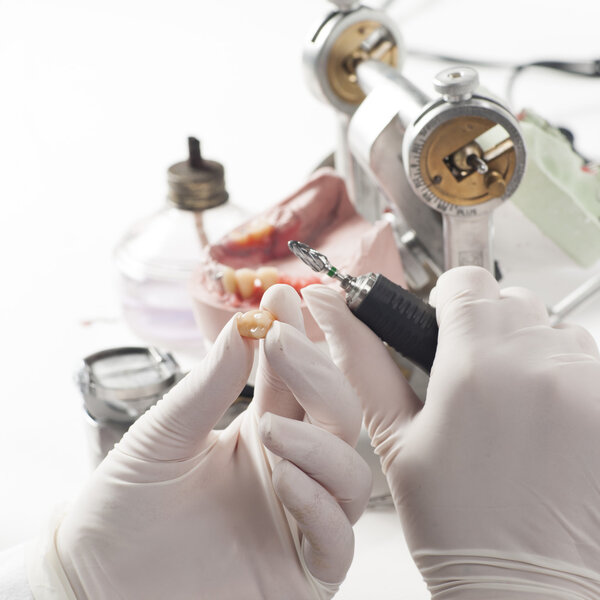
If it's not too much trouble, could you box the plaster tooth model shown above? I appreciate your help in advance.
[191,169,406,342]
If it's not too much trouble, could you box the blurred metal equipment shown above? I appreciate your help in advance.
[549,273,600,326]
[75,346,255,467]
[303,2,403,226]
[76,346,183,466]
[304,2,526,284]
[400,65,526,272]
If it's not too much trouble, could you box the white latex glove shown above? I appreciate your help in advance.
[51,285,370,600]
[303,267,600,599]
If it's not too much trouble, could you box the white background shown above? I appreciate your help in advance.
[1,0,600,597]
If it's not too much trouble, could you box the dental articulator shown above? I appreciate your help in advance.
[304,0,526,283]
[297,0,600,367]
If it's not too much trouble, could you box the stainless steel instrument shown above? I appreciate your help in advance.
[303,2,527,283]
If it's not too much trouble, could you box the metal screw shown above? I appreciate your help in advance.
[433,67,479,103]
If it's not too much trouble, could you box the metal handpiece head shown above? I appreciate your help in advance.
[288,241,329,273]
[287,241,356,289]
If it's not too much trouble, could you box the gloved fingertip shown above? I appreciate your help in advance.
[302,284,347,325]
[302,283,342,302]
[271,459,296,497]
[220,312,256,356]
[260,284,305,333]
[259,411,273,444]
[123,313,255,461]
[206,312,240,351]
[436,266,499,302]
[261,283,301,310]
[259,412,294,456]
[264,319,311,367]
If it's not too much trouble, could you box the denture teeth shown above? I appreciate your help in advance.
[229,219,274,244]
[247,218,275,239]
[235,268,258,299]
[220,266,237,295]
[229,231,248,244]
[256,266,279,291]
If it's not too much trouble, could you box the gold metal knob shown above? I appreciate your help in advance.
[327,21,398,105]
[485,171,506,198]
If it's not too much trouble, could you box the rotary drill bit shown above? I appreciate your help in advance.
[288,240,438,373]
[288,241,356,288]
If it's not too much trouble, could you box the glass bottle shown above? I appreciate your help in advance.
[114,138,246,348]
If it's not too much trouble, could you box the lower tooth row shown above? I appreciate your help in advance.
[221,266,279,299]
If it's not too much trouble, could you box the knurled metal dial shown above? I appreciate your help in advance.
[403,97,526,217]
[304,6,403,114]
[326,20,398,105]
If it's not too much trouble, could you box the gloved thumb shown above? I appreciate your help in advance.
[117,316,254,462]
[302,285,421,455]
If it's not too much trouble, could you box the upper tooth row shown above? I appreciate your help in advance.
[221,266,279,299]
[228,218,275,245]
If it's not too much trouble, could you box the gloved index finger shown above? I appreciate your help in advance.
[120,316,254,462]
[427,267,505,379]
[264,320,363,447]
[302,284,421,445]
[252,284,307,421]
[431,266,500,313]
[430,265,501,334]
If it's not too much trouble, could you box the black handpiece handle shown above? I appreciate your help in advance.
[352,274,438,374]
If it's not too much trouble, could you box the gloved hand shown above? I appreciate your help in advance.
[303,267,600,599]
[50,285,370,600]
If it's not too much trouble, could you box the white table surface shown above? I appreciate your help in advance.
[1,1,599,597]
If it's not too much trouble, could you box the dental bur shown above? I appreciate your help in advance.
[288,241,438,374]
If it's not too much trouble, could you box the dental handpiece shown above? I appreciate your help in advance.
[288,241,438,374]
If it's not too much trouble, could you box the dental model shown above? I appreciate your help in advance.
[237,309,276,339]
[191,169,406,342]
